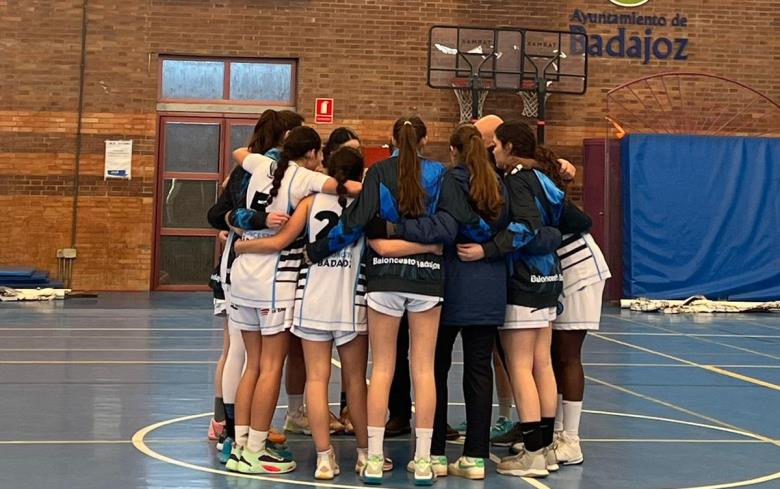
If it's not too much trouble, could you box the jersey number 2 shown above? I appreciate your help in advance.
[314,210,339,240]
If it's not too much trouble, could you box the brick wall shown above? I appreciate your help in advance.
[1,0,777,290]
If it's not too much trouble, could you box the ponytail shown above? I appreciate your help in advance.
[392,116,427,217]
[450,124,503,220]
[328,146,364,208]
[266,126,322,206]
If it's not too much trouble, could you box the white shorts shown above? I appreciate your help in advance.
[213,298,227,317]
[554,281,605,331]
[228,304,292,335]
[501,305,557,330]
[366,292,442,318]
[292,325,366,347]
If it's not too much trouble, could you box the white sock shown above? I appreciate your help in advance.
[247,429,268,452]
[554,394,564,432]
[367,426,385,457]
[562,401,583,439]
[235,425,250,448]
[357,447,368,459]
[287,394,304,415]
[414,428,433,460]
[317,446,334,462]
[498,397,513,419]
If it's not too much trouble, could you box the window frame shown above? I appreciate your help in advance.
[158,55,297,107]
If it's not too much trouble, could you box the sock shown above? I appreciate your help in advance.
[340,391,348,413]
[224,404,236,439]
[540,417,556,447]
[367,426,385,457]
[498,397,513,419]
[562,401,583,439]
[554,394,564,432]
[357,447,368,459]
[317,446,334,462]
[214,397,226,423]
[235,425,250,448]
[520,421,544,452]
[247,429,268,452]
[414,428,433,460]
[287,394,304,415]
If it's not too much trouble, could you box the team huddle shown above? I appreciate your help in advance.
[205,110,610,485]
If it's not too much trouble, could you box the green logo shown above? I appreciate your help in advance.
[609,0,649,6]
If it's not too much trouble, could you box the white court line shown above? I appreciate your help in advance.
[599,332,780,339]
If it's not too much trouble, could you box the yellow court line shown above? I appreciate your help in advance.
[331,357,342,369]
[590,333,780,392]
[487,453,550,489]
[0,438,204,445]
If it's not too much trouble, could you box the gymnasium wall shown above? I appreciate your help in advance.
[1,0,777,291]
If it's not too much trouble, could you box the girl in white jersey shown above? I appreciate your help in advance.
[225,127,361,474]
[235,147,439,480]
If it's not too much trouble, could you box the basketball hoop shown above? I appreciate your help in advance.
[453,78,493,123]
[518,80,551,119]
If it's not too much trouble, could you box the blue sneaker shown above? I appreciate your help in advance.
[218,438,233,464]
[490,416,514,438]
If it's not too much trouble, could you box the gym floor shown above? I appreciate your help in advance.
[0,293,777,489]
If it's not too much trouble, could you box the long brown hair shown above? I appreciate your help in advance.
[266,126,322,206]
[392,116,427,217]
[495,120,566,194]
[327,146,364,208]
[449,124,503,220]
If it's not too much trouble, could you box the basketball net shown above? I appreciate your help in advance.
[519,88,551,119]
[453,84,490,123]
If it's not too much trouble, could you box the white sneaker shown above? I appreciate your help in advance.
[407,455,447,477]
[544,445,559,472]
[496,448,549,478]
[412,457,437,486]
[555,432,584,465]
[283,405,311,435]
[315,448,340,480]
[447,456,485,480]
[356,450,394,473]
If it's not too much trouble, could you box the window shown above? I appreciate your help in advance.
[159,56,296,105]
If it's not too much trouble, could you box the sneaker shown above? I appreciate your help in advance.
[454,420,468,435]
[225,444,243,472]
[356,450,394,473]
[216,430,227,451]
[544,446,560,472]
[412,457,437,486]
[237,447,296,474]
[329,411,346,435]
[491,422,523,447]
[448,456,485,480]
[360,455,385,484]
[315,448,341,480]
[446,424,460,441]
[509,441,524,455]
[217,437,233,464]
[490,416,514,438]
[406,456,448,477]
[340,407,355,435]
[208,418,225,441]
[269,426,287,445]
[496,448,548,478]
[283,406,311,435]
[555,433,584,465]
[385,416,412,437]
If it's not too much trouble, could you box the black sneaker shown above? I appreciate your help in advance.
[446,424,461,441]
[491,422,523,447]
[385,416,412,437]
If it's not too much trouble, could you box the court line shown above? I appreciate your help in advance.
[603,314,780,361]
[0,348,222,352]
[590,333,780,392]
[0,328,222,331]
[0,358,197,364]
[599,332,780,339]
[0,438,205,445]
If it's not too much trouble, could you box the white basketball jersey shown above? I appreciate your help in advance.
[294,194,367,332]
[229,154,330,309]
[557,232,611,296]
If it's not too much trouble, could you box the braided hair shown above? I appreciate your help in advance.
[327,146,364,208]
[266,126,322,206]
